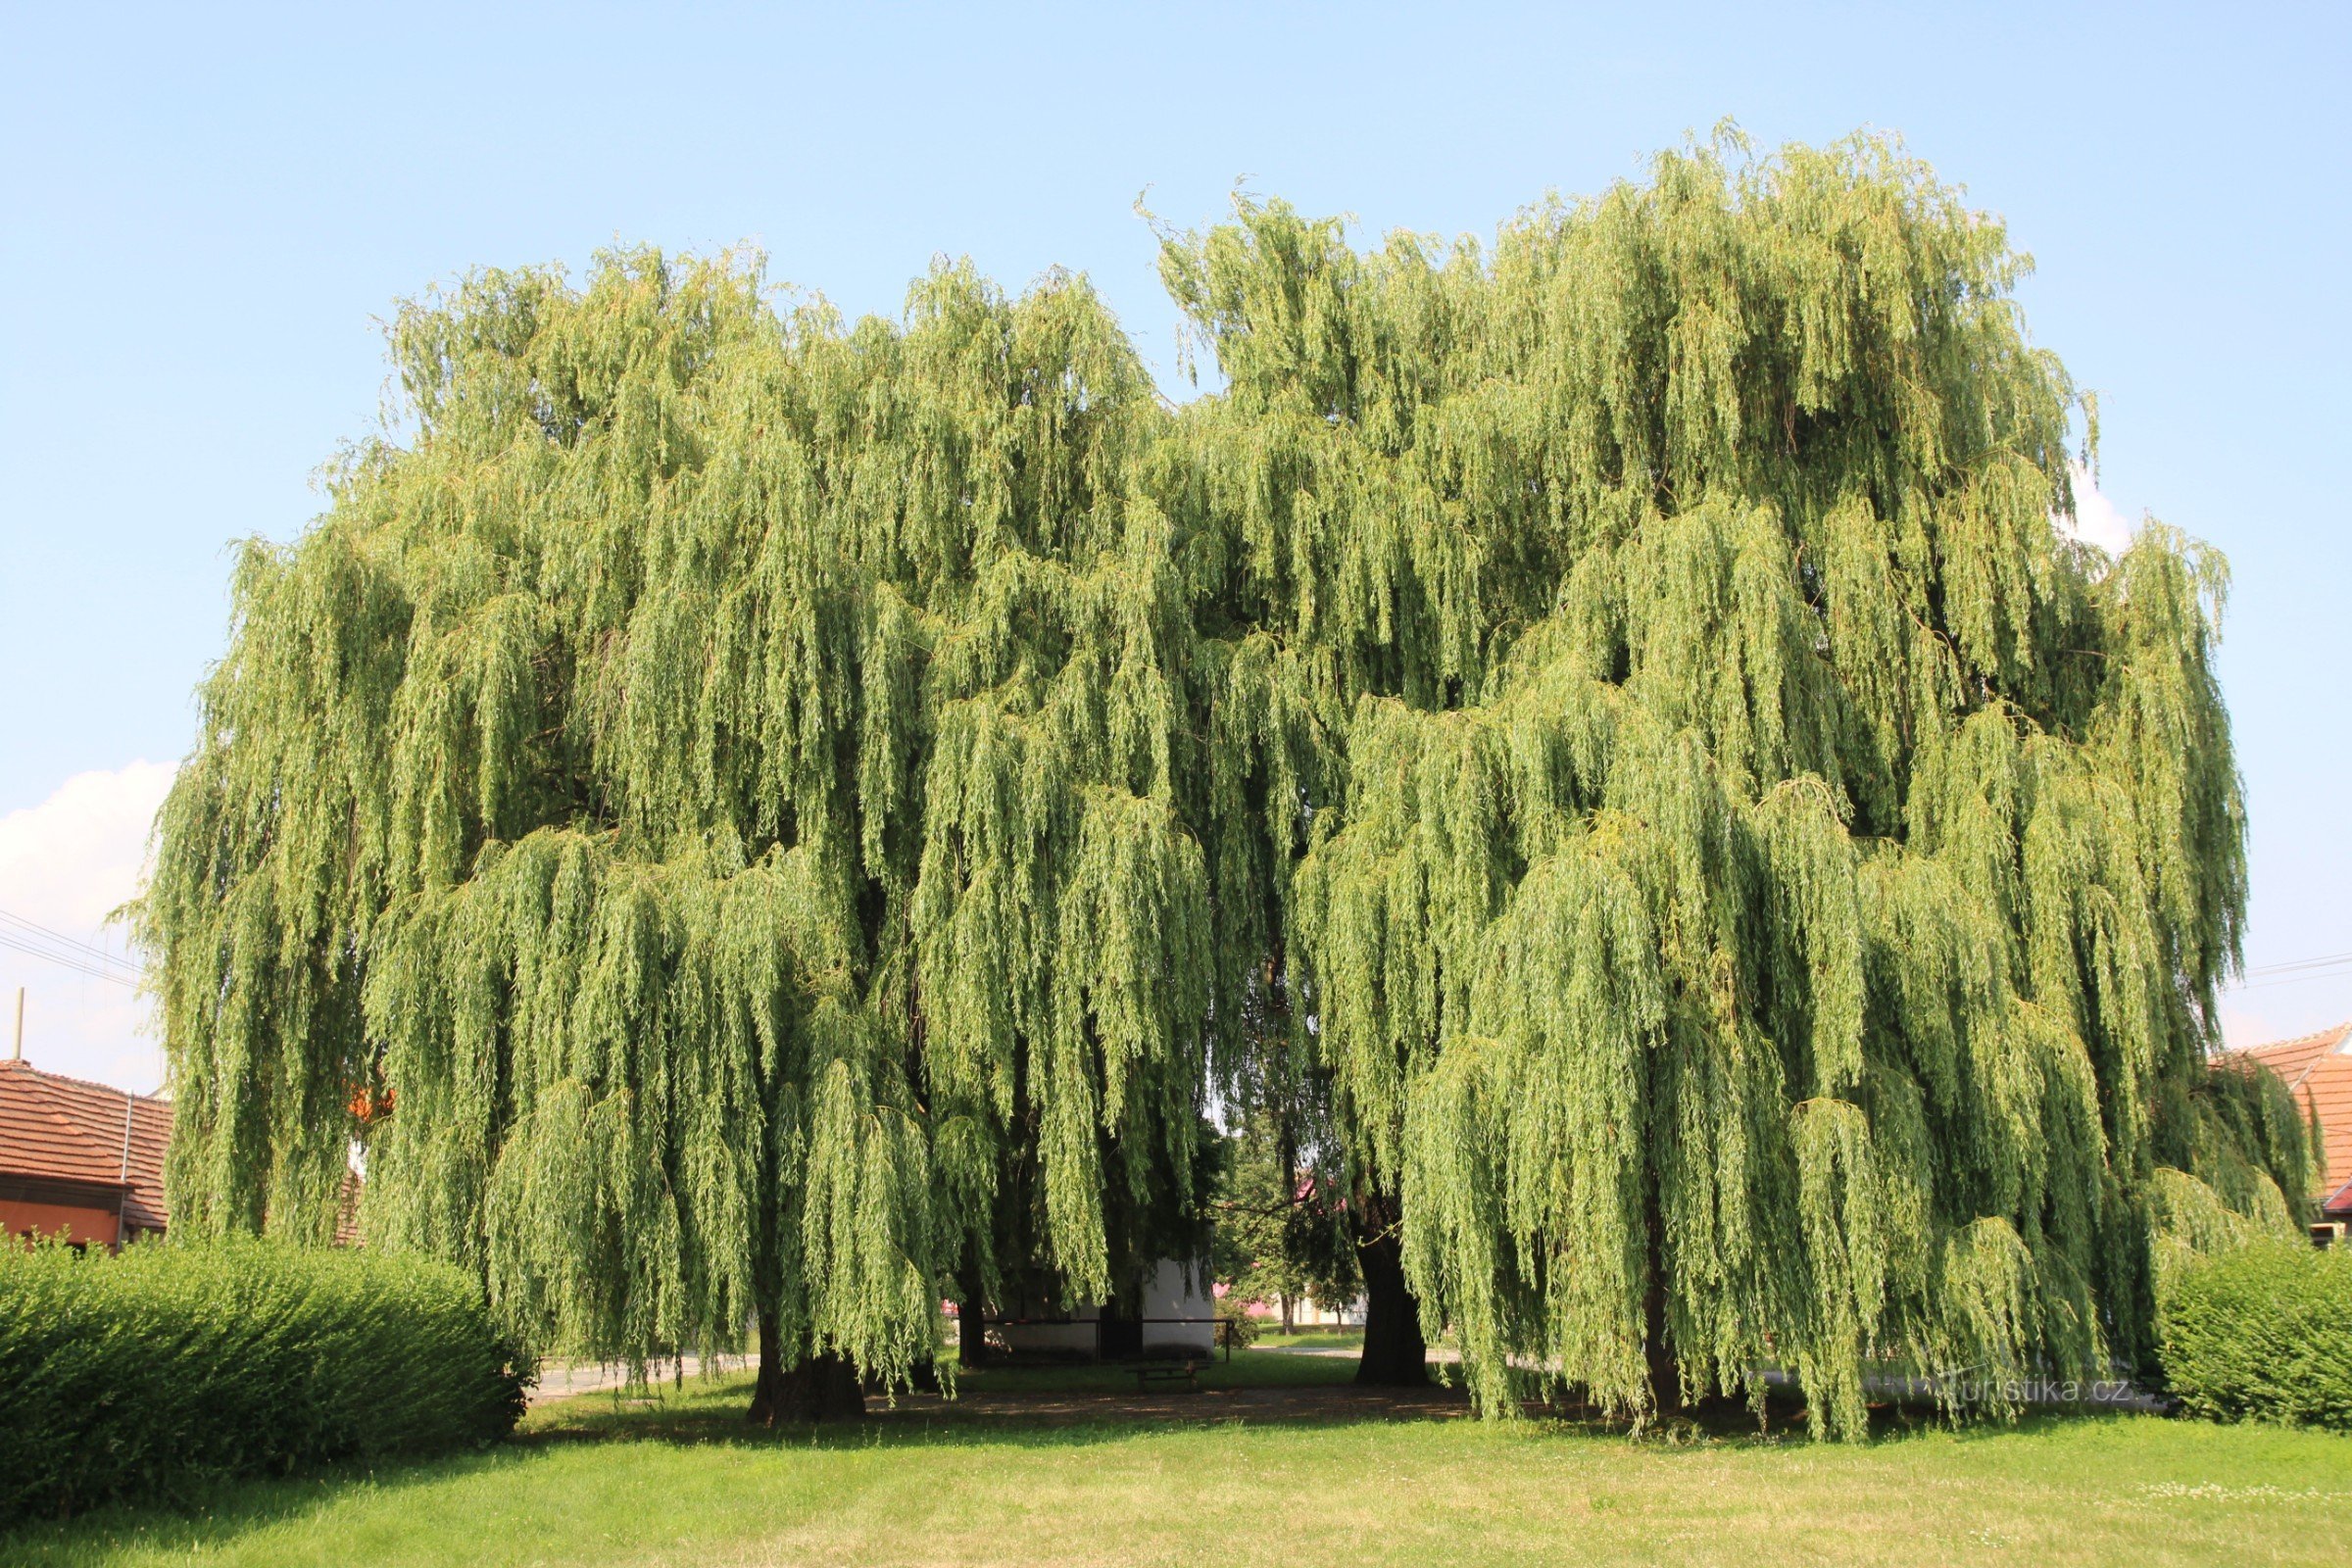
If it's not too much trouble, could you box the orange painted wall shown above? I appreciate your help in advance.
[2,1195,121,1249]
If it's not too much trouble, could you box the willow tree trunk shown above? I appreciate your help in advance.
[1642,1277,1682,1418]
[957,1282,990,1369]
[1352,1192,1429,1387]
[748,1311,866,1424]
[1643,1186,1682,1416]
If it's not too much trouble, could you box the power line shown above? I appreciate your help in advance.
[0,933,138,987]
[0,931,143,988]
[2221,945,2352,994]
[2231,966,2352,994]
[2242,950,2352,978]
[0,908,143,977]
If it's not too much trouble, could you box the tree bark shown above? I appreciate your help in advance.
[957,1281,989,1369]
[1642,1186,1684,1417]
[1352,1193,1429,1387]
[748,1310,866,1424]
[1642,1258,1681,1417]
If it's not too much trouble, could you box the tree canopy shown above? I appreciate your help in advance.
[141,131,2309,1432]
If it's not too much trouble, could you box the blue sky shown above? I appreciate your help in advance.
[3,2,2346,1088]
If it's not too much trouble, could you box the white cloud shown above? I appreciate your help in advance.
[2057,461,2136,558]
[0,760,176,1093]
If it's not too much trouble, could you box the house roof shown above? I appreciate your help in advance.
[0,1058,172,1232]
[2232,1022,2352,1218]
[2326,1177,2352,1220]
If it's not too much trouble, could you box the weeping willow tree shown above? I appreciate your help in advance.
[1154,130,2310,1432]
[138,249,1215,1419]
[144,129,2304,1439]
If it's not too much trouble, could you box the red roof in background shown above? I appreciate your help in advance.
[2238,1022,2350,1084]
[0,1064,123,1186]
[2235,1023,2352,1218]
[0,1058,172,1232]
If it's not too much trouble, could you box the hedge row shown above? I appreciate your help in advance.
[0,1239,531,1525]
[2159,1242,2352,1432]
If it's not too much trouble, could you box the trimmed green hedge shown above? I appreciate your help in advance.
[2159,1242,2352,1432]
[0,1238,530,1525]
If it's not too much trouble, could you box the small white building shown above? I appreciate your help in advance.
[990,1259,1220,1359]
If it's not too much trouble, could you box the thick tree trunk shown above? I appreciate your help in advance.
[1642,1187,1684,1417]
[1353,1194,1429,1387]
[957,1283,989,1369]
[1642,1256,1681,1416]
[747,1311,866,1424]
[1280,1292,1295,1336]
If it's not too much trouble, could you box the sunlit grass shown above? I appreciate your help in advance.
[11,1352,2349,1567]
[1243,1326,1367,1351]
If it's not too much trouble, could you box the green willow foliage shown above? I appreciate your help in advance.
[1156,133,2307,1435]
[143,132,2306,1430]
[143,254,1209,1389]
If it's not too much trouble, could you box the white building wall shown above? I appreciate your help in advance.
[990,1257,1219,1358]
[1138,1258,1217,1354]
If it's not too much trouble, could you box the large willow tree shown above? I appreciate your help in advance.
[141,251,1213,1418]
[1154,132,2308,1431]
[144,130,2306,1435]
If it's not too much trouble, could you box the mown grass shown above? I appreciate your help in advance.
[1244,1326,1367,1351]
[10,1349,2349,1567]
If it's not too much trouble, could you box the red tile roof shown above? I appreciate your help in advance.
[2233,1023,2352,1219]
[0,1058,171,1232]
[2239,1021,2349,1083]
[2327,1177,2352,1219]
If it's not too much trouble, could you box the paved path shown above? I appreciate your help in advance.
[530,1353,759,1406]
[1254,1343,1463,1362]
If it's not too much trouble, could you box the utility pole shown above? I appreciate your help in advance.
[11,986,21,1060]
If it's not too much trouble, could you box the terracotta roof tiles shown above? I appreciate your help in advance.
[2239,1021,2351,1083]
[2230,1023,2352,1217]
[0,1058,172,1232]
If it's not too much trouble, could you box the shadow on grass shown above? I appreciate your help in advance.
[4,1351,2172,1564]
[2,1356,1445,1561]
[515,1350,2146,1456]
[514,1348,1471,1453]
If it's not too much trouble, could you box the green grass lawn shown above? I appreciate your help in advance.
[1245,1326,1367,1350]
[11,1350,2349,1567]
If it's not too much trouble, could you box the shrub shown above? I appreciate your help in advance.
[0,1238,531,1525]
[2158,1241,2352,1432]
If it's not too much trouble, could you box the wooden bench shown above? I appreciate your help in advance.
[1132,1359,1201,1393]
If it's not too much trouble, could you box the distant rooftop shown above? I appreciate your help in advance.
[0,1056,171,1232]
[2231,1022,2352,1218]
